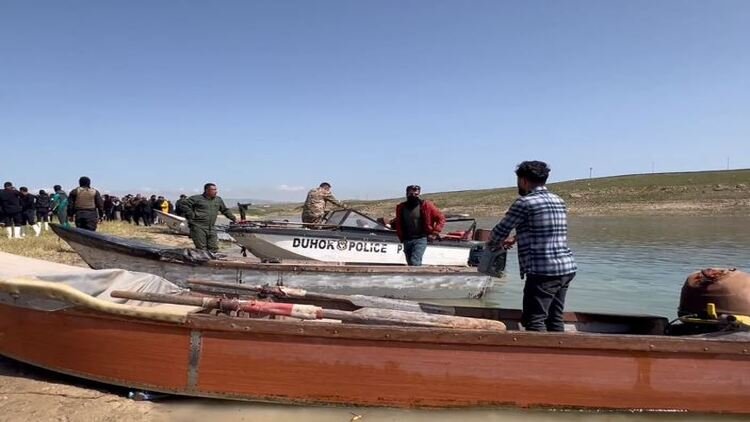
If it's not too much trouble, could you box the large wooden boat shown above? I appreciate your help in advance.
[0,252,748,414]
[227,209,491,266]
[51,224,501,300]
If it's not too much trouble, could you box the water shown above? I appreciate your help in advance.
[161,216,750,421]
[478,216,750,318]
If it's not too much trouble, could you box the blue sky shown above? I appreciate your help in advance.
[1,1,748,201]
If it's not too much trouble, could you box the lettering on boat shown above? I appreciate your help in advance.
[292,238,390,254]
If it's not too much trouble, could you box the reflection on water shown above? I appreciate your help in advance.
[165,217,750,421]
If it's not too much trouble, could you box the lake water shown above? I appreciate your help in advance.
[478,216,750,319]
[163,216,750,421]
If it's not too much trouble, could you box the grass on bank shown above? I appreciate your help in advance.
[256,169,750,218]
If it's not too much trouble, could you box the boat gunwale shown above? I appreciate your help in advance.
[229,226,478,249]
[31,305,749,357]
[51,223,488,275]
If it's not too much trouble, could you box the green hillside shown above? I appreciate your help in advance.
[258,169,750,218]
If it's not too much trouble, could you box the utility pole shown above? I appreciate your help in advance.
[589,167,593,179]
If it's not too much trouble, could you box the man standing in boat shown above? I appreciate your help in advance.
[67,176,105,231]
[392,185,446,266]
[180,183,237,253]
[301,182,344,225]
[488,161,577,332]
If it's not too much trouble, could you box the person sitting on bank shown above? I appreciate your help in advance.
[487,161,577,332]
[179,183,237,253]
[391,185,446,266]
[301,182,344,225]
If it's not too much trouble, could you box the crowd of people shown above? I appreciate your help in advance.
[0,176,188,238]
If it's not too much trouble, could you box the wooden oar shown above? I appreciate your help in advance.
[109,290,505,331]
[185,279,451,314]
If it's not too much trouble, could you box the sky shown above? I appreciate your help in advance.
[1,1,748,202]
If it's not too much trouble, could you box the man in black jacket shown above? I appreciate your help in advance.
[36,189,52,231]
[19,187,41,237]
[0,182,23,239]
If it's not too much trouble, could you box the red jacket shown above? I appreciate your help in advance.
[392,200,446,242]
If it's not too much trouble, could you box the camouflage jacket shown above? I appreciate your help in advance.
[302,188,342,218]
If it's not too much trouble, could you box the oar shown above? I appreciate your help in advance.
[109,290,505,331]
[185,279,451,314]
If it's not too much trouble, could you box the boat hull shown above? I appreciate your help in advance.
[0,302,748,413]
[231,230,474,266]
[53,225,495,300]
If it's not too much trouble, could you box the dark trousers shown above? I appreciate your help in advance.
[36,209,50,222]
[21,210,36,225]
[74,209,99,231]
[522,272,576,332]
[2,212,22,227]
[403,237,428,266]
[190,224,218,253]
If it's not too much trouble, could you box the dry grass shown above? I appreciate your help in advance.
[259,169,750,218]
[0,222,194,266]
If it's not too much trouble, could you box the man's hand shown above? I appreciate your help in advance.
[428,233,439,241]
[502,236,517,250]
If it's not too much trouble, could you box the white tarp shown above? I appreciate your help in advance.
[0,251,186,308]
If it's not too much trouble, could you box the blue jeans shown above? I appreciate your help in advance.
[522,273,576,332]
[403,237,428,266]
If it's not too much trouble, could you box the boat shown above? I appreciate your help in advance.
[154,210,236,242]
[51,223,501,300]
[227,208,493,266]
[0,251,748,414]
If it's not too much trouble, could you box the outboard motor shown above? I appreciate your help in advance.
[677,268,750,332]
[470,245,506,278]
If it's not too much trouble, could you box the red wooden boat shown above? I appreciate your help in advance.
[0,252,748,414]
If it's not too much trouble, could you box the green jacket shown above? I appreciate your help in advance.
[180,194,236,228]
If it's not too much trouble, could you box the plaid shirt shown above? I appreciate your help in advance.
[490,186,577,278]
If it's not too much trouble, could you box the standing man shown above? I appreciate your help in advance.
[391,185,446,266]
[36,189,51,231]
[67,176,104,231]
[487,161,577,332]
[174,194,187,216]
[19,187,41,237]
[301,182,344,224]
[50,185,69,227]
[0,182,23,239]
[179,183,237,253]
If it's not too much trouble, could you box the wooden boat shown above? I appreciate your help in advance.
[0,252,748,414]
[51,223,501,300]
[227,209,492,266]
[153,209,235,242]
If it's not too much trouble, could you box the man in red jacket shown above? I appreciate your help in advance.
[392,185,446,266]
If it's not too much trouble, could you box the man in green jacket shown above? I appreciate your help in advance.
[179,183,237,253]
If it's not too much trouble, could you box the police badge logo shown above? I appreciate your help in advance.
[337,239,348,251]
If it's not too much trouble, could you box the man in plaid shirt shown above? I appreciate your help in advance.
[489,161,577,332]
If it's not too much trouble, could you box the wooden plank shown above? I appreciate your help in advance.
[186,313,750,356]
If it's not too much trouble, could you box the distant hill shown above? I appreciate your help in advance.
[260,169,750,218]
